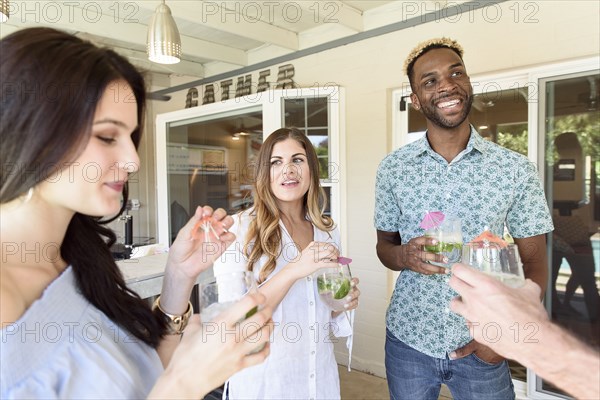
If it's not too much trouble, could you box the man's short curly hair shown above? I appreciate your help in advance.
[404,37,464,84]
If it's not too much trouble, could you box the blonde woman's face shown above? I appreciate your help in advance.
[269,138,311,205]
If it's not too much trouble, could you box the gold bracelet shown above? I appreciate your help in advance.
[152,296,193,335]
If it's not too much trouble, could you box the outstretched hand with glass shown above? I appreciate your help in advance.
[150,292,274,399]
[449,263,544,359]
[449,263,600,400]
[461,229,525,288]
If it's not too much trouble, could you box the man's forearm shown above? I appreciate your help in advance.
[523,260,548,299]
[523,322,599,399]
[376,241,404,271]
[516,235,548,298]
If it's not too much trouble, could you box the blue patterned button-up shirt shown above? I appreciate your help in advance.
[374,127,553,358]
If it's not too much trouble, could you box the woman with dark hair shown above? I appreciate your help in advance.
[213,128,361,399]
[0,27,272,399]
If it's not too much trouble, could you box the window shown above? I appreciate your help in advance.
[284,96,332,215]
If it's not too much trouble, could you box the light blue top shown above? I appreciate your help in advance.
[1,267,163,399]
[374,127,554,358]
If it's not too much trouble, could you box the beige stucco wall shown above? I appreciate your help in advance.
[137,1,600,377]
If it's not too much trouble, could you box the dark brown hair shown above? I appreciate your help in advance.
[0,27,167,346]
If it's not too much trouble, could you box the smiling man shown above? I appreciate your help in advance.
[374,38,554,399]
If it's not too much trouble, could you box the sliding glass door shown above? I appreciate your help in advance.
[537,70,600,398]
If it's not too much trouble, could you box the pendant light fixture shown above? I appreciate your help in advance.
[147,0,181,64]
[0,0,10,23]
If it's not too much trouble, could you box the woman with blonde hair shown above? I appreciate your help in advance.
[213,127,360,399]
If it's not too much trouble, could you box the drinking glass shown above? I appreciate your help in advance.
[423,215,463,267]
[198,270,258,323]
[461,243,525,288]
[316,264,352,312]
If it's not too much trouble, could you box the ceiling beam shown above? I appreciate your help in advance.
[150,0,508,99]
[126,0,299,51]
[0,25,205,77]
[4,2,247,66]
[296,1,364,32]
[101,44,205,78]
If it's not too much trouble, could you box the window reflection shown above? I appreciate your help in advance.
[544,73,600,396]
[166,110,263,244]
[408,88,530,155]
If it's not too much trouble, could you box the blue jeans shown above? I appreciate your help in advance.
[385,329,515,400]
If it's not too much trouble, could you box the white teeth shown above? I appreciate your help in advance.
[283,180,298,185]
[438,99,460,109]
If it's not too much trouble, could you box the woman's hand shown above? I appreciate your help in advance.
[158,206,236,316]
[344,277,360,311]
[290,241,340,280]
[167,206,236,279]
[332,277,360,319]
[149,292,273,400]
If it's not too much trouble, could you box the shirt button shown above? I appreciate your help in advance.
[307,276,312,281]
[310,373,315,378]
[310,301,314,306]
[311,350,316,355]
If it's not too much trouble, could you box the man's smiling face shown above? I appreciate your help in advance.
[410,47,473,130]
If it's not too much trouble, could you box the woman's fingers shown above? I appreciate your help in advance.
[237,307,273,339]
[240,342,271,369]
[212,292,270,330]
[308,241,340,260]
[342,279,360,309]
[183,206,236,242]
[348,280,360,301]
[240,319,274,353]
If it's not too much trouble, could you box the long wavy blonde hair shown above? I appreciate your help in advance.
[245,128,335,283]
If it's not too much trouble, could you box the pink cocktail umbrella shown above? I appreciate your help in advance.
[470,229,508,248]
[420,211,445,230]
[338,256,352,265]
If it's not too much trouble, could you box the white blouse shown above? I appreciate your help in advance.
[213,210,353,400]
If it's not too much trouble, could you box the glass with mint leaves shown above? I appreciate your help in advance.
[316,257,353,312]
[421,212,463,268]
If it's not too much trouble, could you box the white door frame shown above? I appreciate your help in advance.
[155,87,345,249]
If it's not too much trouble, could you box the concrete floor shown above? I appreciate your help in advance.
[339,365,453,400]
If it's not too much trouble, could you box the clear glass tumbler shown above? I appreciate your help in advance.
[423,215,463,267]
[461,243,525,288]
[316,264,352,312]
[198,270,258,323]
